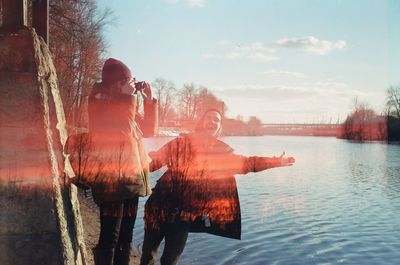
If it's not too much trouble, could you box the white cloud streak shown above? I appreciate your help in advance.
[235,42,275,53]
[165,0,206,8]
[186,0,205,8]
[203,40,279,62]
[275,36,346,55]
[263,69,306,78]
[202,36,346,62]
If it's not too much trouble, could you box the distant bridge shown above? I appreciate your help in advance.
[262,123,342,136]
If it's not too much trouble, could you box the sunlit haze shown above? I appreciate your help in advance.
[97,0,400,123]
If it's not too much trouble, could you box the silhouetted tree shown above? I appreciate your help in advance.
[152,78,176,125]
[386,86,400,141]
[49,0,113,127]
[195,87,227,119]
[178,83,200,120]
[342,98,383,141]
[247,116,263,136]
[387,85,400,118]
[0,1,112,129]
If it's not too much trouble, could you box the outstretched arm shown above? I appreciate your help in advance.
[244,152,295,173]
[228,152,295,175]
[148,137,179,172]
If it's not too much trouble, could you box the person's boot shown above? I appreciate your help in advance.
[93,246,115,265]
[113,243,131,265]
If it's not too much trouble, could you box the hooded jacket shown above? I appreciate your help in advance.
[66,82,158,205]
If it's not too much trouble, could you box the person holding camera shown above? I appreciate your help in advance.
[85,58,158,265]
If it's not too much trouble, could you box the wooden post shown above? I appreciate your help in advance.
[32,0,49,44]
[2,0,27,30]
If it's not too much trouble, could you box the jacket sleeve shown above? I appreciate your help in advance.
[136,98,159,137]
[148,139,173,172]
[243,156,288,174]
[227,153,288,175]
[148,135,190,172]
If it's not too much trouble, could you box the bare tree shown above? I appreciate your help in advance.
[49,0,114,128]
[247,116,263,136]
[387,85,400,118]
[178,83,200,120]
[152,78,176,125]
[342,97,380,141]
[195,87,227,119]
[0,1,112,128]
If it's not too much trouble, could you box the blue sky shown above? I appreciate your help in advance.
[97,0,400,123]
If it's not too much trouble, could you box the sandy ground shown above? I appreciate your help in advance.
[78,190,140,265]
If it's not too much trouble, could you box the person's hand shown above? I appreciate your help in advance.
[278,152,295,166]
[136,81,152,101]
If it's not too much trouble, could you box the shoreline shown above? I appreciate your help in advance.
[77,190,140,265]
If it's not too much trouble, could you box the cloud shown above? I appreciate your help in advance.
[224,52,242,59]
[186,0,205,8]
[212,82,365,105]
[234,42,275,53]
[203,40,279,62]
[164,0,205,8]
[214,85,317,101]
[263,69,306,78]
[202,36,346,61]
[275,36,346,55]
[312,80,349,89]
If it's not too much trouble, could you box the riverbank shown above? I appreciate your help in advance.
[77,190,140,265]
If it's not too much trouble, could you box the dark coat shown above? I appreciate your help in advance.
[144,134,281,239]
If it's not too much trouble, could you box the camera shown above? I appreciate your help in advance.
[135,81,146,92]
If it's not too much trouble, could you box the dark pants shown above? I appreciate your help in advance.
[98,197,139,249]
[140,222,190,265]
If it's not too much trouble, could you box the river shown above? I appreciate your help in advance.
[131,136,400,265]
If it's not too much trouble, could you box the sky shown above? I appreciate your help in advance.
[97,0,400,123]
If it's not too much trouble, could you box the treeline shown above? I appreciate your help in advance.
[339,86,400,142]
[151,78,264,136]
[48,0,112,127]
[1,0,108,129]
[1,0,113,127]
